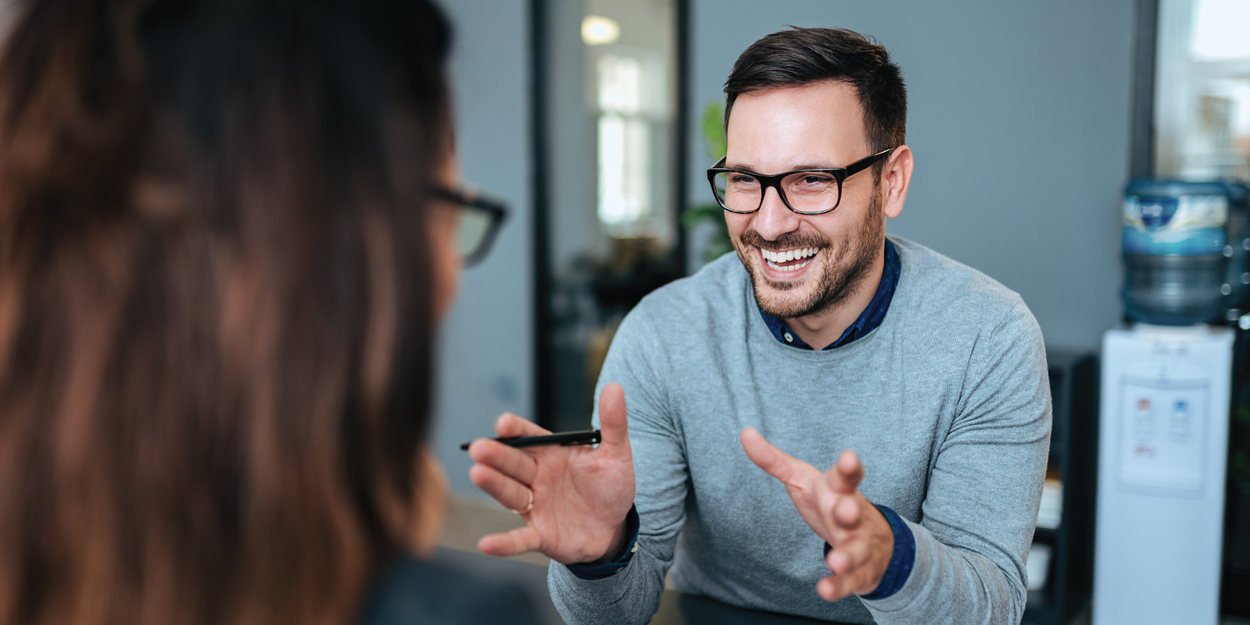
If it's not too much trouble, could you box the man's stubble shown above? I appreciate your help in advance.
[733,187,885,321]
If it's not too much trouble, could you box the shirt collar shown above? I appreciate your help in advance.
[758,238,900,351]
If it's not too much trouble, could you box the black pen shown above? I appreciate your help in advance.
[460,429,601,451]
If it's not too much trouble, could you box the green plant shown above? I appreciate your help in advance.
[699,100,727,159]
[684,101,732,263]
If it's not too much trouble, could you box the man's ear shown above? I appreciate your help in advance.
[881,145,913,220]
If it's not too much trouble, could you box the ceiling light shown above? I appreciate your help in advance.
[582,15,620,46]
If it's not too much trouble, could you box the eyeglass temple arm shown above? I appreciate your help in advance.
[843,148,895,176]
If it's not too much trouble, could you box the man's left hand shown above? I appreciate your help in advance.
[740,427,894,602]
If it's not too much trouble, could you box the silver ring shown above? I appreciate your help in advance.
[510,489,534,515]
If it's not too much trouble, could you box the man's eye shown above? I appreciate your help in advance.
[797,174,834,186]
[728,174,759,186]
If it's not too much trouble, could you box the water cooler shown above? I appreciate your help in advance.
[1096,326,1232,624]
[1094,180,1242,625]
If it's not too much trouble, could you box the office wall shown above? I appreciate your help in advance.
[434,0,534,496]
[688,0,1136,352]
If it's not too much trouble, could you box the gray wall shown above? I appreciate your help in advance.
[434,0,534,497]
[688,0,1136,352]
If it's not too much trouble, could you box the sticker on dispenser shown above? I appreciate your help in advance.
[1119,380,1207,496]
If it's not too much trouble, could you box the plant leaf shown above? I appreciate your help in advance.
[701,101,727,162]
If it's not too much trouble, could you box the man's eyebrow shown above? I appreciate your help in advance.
[724,161,836,173]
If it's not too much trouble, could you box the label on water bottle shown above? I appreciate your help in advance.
[1123,194,1227,255]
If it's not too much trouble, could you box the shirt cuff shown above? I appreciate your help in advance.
[564,504,639,581]
[822,504,915,600]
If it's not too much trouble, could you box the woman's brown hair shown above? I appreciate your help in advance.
[0,1,452,623]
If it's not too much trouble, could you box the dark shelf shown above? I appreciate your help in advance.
[1024,349,1097,625]
[1033,526,1060,540]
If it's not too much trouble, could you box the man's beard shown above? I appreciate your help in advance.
[732,190,885,320]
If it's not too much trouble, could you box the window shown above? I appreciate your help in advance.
[1154,0,1250,179]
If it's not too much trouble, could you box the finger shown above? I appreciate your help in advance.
[493,412,550,438]
[833,493,862,529]
[477,525,543,557]
[835,449,864,490]
[825,538,872,577]
[468,463,534,512]
[819,449,863,496]
[467,439,539,486]
[597,383,630,451]
[816,574,854,603]
[740,427,817,487]
[826,549,849,575]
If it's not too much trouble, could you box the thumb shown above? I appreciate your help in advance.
[477,525,543,558]
[741,427,814,487]
[597,383,630,451]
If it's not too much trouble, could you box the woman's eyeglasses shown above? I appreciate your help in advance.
[431,185,508,267]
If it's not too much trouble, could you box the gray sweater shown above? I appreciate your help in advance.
[548,236,1051,624]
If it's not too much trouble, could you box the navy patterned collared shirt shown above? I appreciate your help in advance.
[759,238,900,350]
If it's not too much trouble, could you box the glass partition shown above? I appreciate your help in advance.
[534,0,686,431]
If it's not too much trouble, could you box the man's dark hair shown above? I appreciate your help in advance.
[724,27,907,157]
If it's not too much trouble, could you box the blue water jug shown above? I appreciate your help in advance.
[1122,180,1230,325]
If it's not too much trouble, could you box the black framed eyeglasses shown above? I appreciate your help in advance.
[706,148,894,215]
[431,185,508,267]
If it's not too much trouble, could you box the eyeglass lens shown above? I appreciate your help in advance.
[711,171,840,214]
[457,208,494,260]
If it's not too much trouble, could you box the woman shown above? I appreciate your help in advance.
[0,0,534,623]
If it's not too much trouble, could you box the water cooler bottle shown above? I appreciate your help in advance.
[1094,180,1238,624]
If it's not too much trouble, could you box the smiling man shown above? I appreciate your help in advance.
[716,79,900,350]
[467,27,1051,625]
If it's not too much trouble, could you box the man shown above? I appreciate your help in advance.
[467,27,1050,624]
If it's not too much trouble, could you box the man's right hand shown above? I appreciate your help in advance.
[467,382,636,565]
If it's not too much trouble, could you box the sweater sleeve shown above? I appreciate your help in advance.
[861,299,1051,625]
[547,309,689,625]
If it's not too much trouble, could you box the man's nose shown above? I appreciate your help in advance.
[752,186,801,241]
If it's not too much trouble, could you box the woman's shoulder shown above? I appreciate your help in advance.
[356,552,544,625]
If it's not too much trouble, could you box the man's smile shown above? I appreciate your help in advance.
[760,246,820,274]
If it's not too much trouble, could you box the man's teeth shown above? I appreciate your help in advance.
[762,247,818,272]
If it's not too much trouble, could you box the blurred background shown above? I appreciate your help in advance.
[424,0,1250,622]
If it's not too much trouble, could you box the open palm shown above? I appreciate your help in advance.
[468,383,636,565]
[740,428,894,601]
